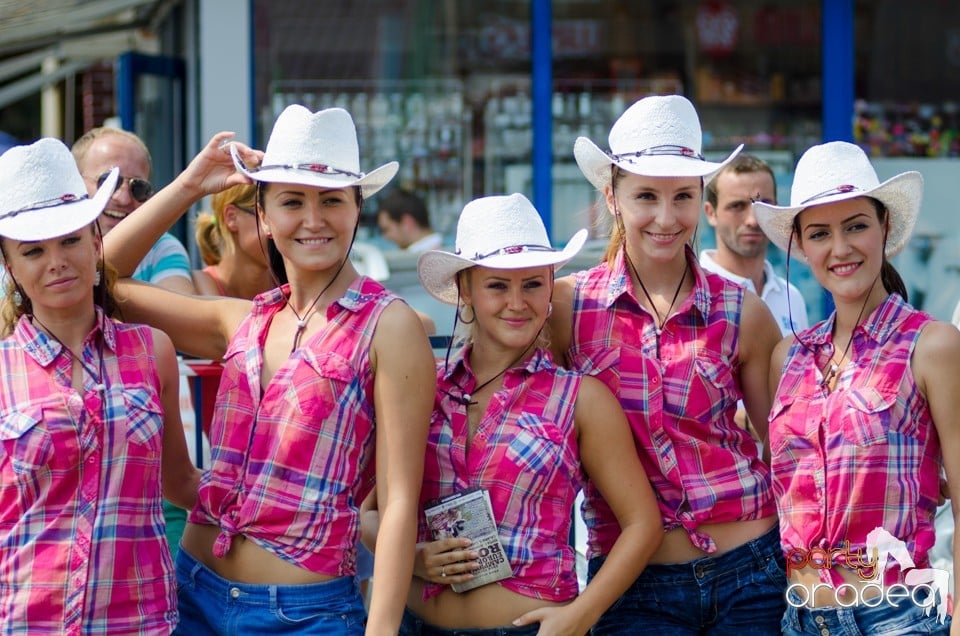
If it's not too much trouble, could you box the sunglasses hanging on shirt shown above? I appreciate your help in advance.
[97,172,154,203]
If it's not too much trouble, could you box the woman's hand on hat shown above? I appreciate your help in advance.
[176,131,263,199]
[413,538,479,585]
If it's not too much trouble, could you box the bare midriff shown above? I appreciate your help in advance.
[406,579,568,629]
[649,515,778,564]
[180,522,338,585]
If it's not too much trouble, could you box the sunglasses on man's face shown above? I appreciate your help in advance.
[97,172,154,203]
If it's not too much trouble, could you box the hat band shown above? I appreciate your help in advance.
[612,144,705,162]
[0,193,89,222]
[462,243,556,260]
[801,184,862,205]
[252,163,362,179]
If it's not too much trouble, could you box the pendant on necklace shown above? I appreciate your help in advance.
[297,319,307,329]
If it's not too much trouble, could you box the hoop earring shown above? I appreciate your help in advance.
[547,302,553,318]
[93,270,102,286]
[457,304,476,325]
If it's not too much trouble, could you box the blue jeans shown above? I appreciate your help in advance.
[781,587,950,635]
[174,547,366,635]
[399,608,540,636]
[588,525,786,635]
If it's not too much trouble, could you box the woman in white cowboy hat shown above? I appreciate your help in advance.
[549,94,787,633]
[366,193,660,636]
[0,138,199,634]
[102,105,436,635]
[756,141,960,635]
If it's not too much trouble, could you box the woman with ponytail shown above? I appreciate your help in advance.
[191,183,272,299]
[757,141,960,635]
[0,139,198,633]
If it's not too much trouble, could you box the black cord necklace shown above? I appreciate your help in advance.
[623,247,687,359]
[32,313,107,394]
[442,335,539,407]
[820,277,877,391]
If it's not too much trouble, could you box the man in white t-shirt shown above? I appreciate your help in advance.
[701,154,808,336]
[72,127,194,293]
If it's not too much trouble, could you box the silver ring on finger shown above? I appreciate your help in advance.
[441,565,447,578]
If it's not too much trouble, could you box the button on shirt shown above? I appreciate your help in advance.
[189,278,396,577]
[419,347,584,602]
[770,293,940,587]
[0,313,175,635]
[568,246,775,558]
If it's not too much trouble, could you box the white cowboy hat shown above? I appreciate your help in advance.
[754,141,923,263]
[418,193,588,305]
[231,105,398,198]
[574,94,742,190]
[0,138,118,242]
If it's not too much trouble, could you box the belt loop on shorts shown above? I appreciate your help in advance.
[268,585,280,611]
[188,559,203,585]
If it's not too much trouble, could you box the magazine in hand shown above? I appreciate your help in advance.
[423,487,512,593]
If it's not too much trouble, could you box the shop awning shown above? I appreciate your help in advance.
[0,0,174,109]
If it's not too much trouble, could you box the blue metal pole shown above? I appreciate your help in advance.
[531,0,553,240]
[822,0,854,143]
[819,0,854,317]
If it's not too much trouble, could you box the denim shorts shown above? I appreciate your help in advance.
[588,525,786,635]
[174,547,366,635]
[399,608,540,636]
[781,587,951,635]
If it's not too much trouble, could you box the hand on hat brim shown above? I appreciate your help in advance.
[178,132,263,200]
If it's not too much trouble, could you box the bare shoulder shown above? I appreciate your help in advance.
[371,299,433,363]
[575,374,619,415]
[740,289,777,329]
[914,320,960,377]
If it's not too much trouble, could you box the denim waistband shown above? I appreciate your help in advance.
[176,546,359,606]
[597,524,782,585]
[401,608,539,636]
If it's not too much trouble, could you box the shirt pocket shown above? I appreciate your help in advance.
[292,351,359,426]
[677,350,738,424]
[0,407,53,478]
[840,386,898,446]
[122,385,164,454]
[504,412,568,482]
[769,392,814,458]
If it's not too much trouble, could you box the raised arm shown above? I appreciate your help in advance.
[366,300,436,636]
[738,291,781,453]
[116,279,251,361]
[154,327,201,510]
[515,375,662,635]
[103,132,260,277]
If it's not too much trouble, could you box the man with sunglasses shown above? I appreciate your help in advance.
[72,127,194,293]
